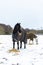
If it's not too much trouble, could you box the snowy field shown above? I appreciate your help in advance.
[0,35,43,65]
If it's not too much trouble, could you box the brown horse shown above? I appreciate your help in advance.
[26,32,38,45]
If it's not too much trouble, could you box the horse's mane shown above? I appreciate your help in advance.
[13,24,17,34]
[13,23,21,34]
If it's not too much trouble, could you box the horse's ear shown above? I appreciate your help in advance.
[17,23,21,25]
[18,23,21,24]
[19,23,21,25]
[19,23,21,24]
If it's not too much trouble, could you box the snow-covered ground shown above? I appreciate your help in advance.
[0,35,43,65]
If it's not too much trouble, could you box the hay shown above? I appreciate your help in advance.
[8,49,20,53]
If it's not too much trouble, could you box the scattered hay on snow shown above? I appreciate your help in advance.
[8,49,20,53]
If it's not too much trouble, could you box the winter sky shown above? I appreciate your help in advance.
[0,0,43,29]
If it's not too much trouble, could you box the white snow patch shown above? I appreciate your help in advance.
[0,35,43,65]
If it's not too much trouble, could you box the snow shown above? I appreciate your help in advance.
[0,35,43,65]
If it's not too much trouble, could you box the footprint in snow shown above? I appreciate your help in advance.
[0,61,4,64]
[2,57,8,61]
[12,63,20,65]
[40,53,43,55]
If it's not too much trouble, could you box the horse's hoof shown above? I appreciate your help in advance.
[17,47,19,50]
[24,48,26,49]
[20,47,22,48]
[24,47,26,49]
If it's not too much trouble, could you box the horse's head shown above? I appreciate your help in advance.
[13,23,21,34]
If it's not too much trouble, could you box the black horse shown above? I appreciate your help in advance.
[12,23,27,49]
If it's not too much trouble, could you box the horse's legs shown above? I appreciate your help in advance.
[29,39,30,45]
[36,38,38,45]
[20,41,22,48]
[32,40,34,45]
[24,42,26,49]
[13,41,15,49]
[24,43,26,49]
[17,41,19,49]
[24,38,27,49]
